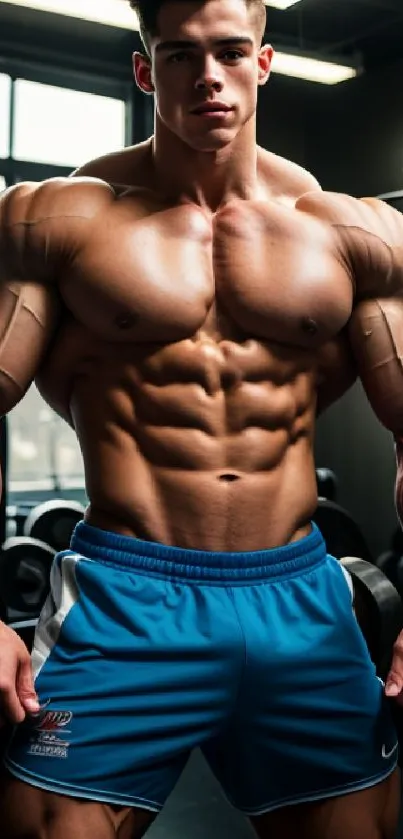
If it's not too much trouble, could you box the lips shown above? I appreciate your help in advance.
[192,103,232,114]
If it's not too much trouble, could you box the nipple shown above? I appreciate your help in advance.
[301,317,318,336]
[115,313,137,330]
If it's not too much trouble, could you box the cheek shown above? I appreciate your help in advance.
[155,75,186,110]
[232,68,259,98]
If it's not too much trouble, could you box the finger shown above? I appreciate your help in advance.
[385,637,403,694]
[385,662,403,696]
[385,681,403,697]
[16,656,39,714]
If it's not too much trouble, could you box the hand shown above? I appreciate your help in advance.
[385,629,403,705]
[0,621,40,725]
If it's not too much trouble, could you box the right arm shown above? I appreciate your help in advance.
[0,186,61,723]
[0,183,62,415]
[0,177,114,414]
[0,177,113,723]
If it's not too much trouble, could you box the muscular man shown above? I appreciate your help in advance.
[0,0,403,837]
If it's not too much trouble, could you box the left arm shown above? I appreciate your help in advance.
[299,191,403,461]
[300,191,403,698]
[344,198,403,699]
[345,198,403,522]
[347,223,403,699]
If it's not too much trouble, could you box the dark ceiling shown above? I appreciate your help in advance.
[0,0,402,79]
[267,0,403,72]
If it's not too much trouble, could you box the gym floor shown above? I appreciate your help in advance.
[147,751,254,838]
[147,751,403,838]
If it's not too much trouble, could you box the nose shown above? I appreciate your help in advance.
[195,57,224,93]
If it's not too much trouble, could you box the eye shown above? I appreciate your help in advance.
[167,51,191,64]
[221,50,244,61]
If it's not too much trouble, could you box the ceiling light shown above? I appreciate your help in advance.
[0,0,358,85]
[0,0,303,28]
[0,0,137,29]
[265,0,302,8]
[272,51,359,85]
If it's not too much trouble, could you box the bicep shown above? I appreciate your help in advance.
[0,280,60,415]
[348,297,403,434]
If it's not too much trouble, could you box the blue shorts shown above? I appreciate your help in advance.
[4,522,398,816]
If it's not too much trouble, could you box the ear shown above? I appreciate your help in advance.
[133,52,155,93]
[258,44,274,86]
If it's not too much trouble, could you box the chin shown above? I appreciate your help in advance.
[184,129,239,153]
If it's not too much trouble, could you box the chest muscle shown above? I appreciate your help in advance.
[58,199,353,348]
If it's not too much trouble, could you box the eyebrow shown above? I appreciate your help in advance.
[155,37,254,53]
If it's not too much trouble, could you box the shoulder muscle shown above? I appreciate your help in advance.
[0,177,115,282]
[297,191,403,298]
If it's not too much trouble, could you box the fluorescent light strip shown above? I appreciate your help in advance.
[272,52,358,85]
[0,0,303,19]
[0,0,307,28]
[267,1,302,8]
[0,0,137,29]
[0,0,357,85]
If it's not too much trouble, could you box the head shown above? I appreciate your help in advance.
[129,0,273,152]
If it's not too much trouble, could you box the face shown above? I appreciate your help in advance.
[134,0,273,152]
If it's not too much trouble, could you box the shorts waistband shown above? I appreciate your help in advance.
[70,522,327,583]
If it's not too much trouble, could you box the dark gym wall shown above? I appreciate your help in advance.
[256,74,320,168]
[309,57,403,559]
[306,55,403,197]
[256,59,403,559]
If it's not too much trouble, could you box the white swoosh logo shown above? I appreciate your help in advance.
[382,742,399,760]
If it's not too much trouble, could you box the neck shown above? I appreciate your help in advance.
[151,115,259,211]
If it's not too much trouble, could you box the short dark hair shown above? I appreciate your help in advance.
[129,0,267,56]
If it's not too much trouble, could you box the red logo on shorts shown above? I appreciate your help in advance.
[36,711,72,731]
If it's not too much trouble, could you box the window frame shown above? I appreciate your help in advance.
[0,57,138,500]
[0,56,134,184]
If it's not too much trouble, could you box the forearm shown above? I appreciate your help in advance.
[349,297,403,434]
[348,296,403,525]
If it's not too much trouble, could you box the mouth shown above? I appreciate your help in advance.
[192,103,233,116]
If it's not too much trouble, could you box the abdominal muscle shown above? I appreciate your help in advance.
[68,336,318,552]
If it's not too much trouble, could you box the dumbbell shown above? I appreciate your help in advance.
[316,468,338,502]
[23,499,85,553]
[376,551,403,594]
[6,502,37,538]
[314,500,373,563]
[343,556,403,769]
[341,557,403,683]
[0,537,55,618]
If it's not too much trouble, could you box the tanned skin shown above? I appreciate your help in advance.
[0,1,402,837]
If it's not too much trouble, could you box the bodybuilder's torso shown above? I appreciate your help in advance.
[6,142,400,549]
[27,144,357,550]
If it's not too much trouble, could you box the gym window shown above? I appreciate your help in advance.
[13,80,126,168]
[1,64,131,500]
[0,73,11,159]
[10,391,84,494]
